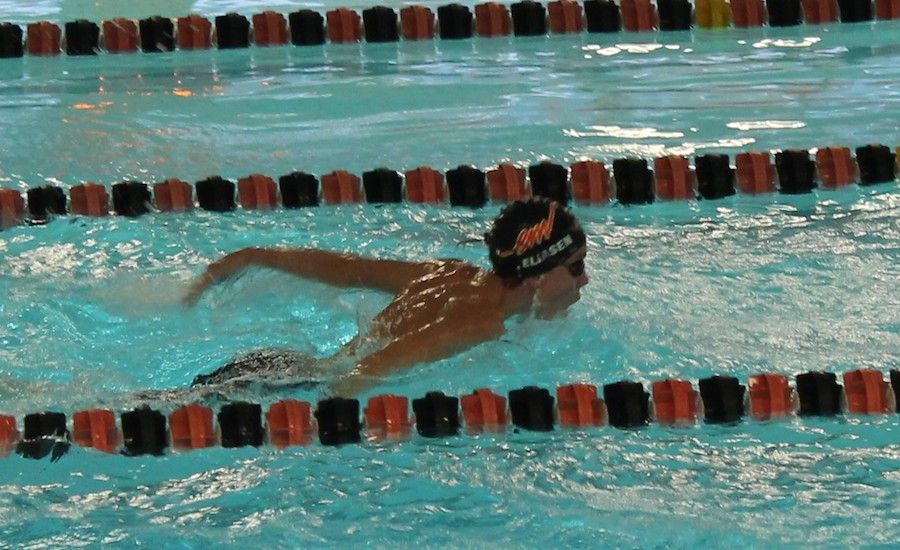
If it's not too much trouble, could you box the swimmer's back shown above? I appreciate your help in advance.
[371,260,504,341]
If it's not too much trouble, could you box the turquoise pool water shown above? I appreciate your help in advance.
[1,1,899,547]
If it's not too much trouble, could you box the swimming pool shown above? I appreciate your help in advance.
[1,0,898,546]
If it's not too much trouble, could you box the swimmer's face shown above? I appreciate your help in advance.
[530,246,588,319]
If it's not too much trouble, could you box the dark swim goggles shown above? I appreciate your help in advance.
[565,258,585,278]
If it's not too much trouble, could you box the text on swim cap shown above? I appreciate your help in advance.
[498,202,557,258]
[520,233,574,270]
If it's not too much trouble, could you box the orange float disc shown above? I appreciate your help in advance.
[570,160,611,204]
[405,166,445,203]
[326,8,362,43]
[549,0,584,33]
[176,15,212,49]
[70,183,109,216]
[651,379,698,425]
[460,388,507,431]
[843,369,891,414]
[748,374,793,420]
[0,188,25,227]
[153,178,194,212]
[557,383,606,427]
[475,3,512,36]
[802,0,840,23]
[238,174,278,210]
[267,399,313,447]
[321,170,362,204]
[731,0,768,27]
[815,147,856,188]
[400,6,436,40]
[253,11,289,45]
[26,22,61,56]
[169,403,217,450]
[654,155,694,201]
[0,415,19,458]
[365,394,411,440]
[876,0,900,19]
[102,18,138,53]
[487,163,527,201]
[621,0,658,31]
[736,152,776,194]
[73,409,119,453]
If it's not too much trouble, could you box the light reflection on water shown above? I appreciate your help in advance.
[0,194,897,546]
[1,423,897,546]
[0,1,898,546]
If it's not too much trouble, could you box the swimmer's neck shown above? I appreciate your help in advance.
[488,271,539,320]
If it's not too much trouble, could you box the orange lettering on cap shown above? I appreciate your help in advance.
[498,202,557,257]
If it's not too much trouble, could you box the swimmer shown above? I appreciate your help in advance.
[184,197,589,397]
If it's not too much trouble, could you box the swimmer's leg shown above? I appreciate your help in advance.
[126,349,328,407]
[191,364,245,387]
[191,348,327,388]
[130,386,233,405]
[130,380,317,406]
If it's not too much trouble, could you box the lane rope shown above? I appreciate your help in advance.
[1,1,899,62]
[1,369,897,460]
[1,144,897,229]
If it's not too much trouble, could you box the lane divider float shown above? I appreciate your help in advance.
[1,369,897,461]
[0,144,895,229]
[2,1,900,62]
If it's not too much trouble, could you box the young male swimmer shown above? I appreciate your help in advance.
[184,197,589,397]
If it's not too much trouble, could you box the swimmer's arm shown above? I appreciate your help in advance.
[184,247,446,305]
[329,317,503,397]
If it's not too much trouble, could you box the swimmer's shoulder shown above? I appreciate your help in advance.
[430,258,481,270]
[421,259,486,280]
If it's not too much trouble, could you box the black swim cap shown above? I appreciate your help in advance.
[485,198,586,280]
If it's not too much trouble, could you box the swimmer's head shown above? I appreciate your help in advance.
[485,198,586,283]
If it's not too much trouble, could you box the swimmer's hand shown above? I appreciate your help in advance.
[183,248,260,306]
